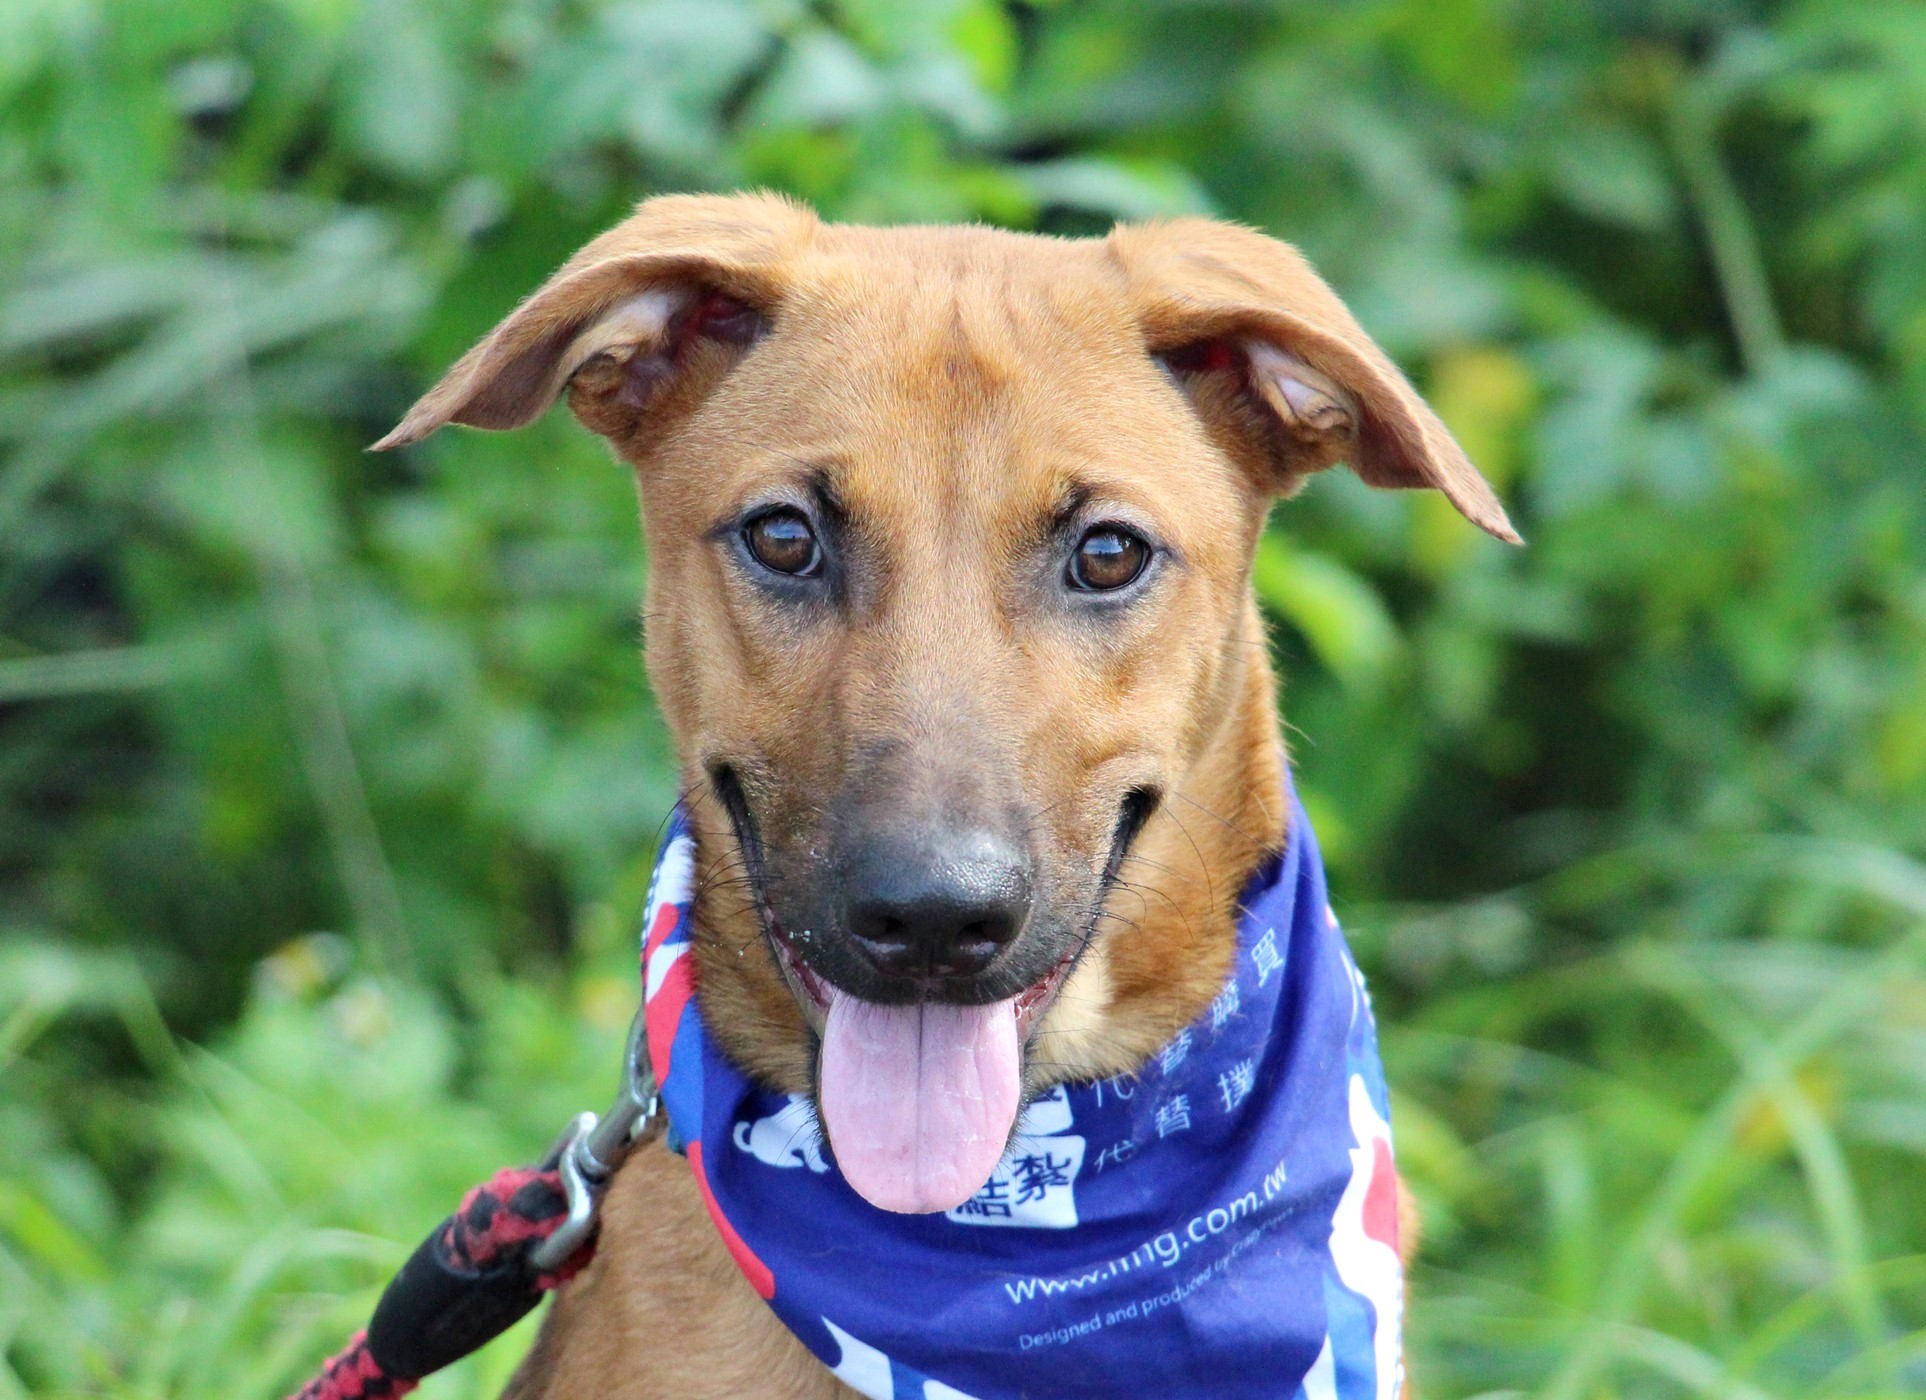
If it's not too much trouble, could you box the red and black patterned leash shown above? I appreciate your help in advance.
[290,1010,658,1398]
[293,1167,588,1399]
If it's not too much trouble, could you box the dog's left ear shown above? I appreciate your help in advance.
[1110,219,1520,544]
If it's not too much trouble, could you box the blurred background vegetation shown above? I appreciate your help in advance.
[4,0,1925,1394]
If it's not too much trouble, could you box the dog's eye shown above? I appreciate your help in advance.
[1067,526,1151,592]
[744,509,822,577]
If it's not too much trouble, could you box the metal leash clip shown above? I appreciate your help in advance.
[529,1001,659,1273]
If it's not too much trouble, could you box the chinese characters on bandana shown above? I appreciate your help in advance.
[1210,980,1240,1030]
[1155,1095,1192,1138]
[1160,1028,1193,1075]
[1218,1058,1257,1113]
[1251,927,1284,985]
[956,927,1297,1219]
[1013,1152,1073,1204]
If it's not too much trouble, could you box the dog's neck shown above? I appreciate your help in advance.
[685,593,1287,1095]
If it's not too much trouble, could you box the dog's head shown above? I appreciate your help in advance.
[382,193,1511,1213]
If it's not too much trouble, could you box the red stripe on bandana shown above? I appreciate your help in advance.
[1362,1140,1399,1253]
[643,900,680,964]
[688,1140,777,1299]
[644,904,693,1085]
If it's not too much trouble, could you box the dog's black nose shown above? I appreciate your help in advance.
[843,828,1033,981]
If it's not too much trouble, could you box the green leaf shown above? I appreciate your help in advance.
[1252,535,1400,689]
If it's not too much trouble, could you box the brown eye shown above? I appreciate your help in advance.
[744,508,821,577]
[1068,526,1151,592]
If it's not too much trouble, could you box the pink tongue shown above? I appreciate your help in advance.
[818,992,1022,1214]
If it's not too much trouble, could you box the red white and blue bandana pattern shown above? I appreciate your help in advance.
[640,783,1404,1399]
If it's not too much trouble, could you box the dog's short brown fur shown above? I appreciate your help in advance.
[381,193,1510,1397]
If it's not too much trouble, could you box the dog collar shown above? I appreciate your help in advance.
[639,784,1405,1399]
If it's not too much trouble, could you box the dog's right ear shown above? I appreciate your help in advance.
[1111,218,1519,544]
[372,192,815,452]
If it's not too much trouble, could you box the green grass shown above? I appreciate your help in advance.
[1385,834,1926,1397]
[1,941,604,1396]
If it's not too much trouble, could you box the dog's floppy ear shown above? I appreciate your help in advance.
[1110,219,1519,543]
[373,192,816,451]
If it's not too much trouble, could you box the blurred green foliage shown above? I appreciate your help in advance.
[4,0,1926,1394]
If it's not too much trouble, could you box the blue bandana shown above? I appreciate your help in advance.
[640,784,1404,1399]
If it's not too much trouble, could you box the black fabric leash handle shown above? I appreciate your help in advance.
[291,956,658,1395]
[292,1166,594,1400]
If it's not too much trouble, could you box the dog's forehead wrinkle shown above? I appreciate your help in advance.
[791,236,1121,353]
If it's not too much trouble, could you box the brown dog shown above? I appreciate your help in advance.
[378,192,1513,1397]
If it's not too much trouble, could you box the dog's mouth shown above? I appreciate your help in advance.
[711,766,1154,1216]
[770,935,1076,1215]
[769,933,1074,1039]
